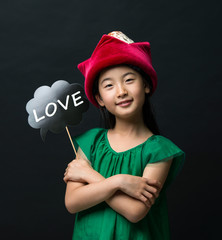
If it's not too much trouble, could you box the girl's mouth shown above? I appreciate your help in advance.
[116,100,133,107]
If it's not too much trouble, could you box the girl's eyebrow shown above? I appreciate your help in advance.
[122,72,136,78]
[100,78,112,84]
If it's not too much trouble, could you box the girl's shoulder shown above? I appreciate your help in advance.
[73,128,106,161]
[144,134,185,166]
[147,134,182,150]
[146,134,185,187]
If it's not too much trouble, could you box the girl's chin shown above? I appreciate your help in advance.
[115,111,142,121]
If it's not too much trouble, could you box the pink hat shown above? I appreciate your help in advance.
[78,31,157,107]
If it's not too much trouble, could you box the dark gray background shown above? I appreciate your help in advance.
[1,0,221,239]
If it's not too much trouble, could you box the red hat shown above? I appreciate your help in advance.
[78,31,157,107]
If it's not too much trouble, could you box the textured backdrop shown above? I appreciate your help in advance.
[1,0,221,239]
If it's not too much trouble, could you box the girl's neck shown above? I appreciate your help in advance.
[107,116,153,153]
[111,115,152,137]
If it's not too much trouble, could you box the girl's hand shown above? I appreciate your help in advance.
[118,174,161,207]
[63,158,93,184]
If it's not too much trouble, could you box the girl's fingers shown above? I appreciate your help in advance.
[142,191,155,205]
[63,176,67,183]
[140,194,152,207]
[145,185,159,198]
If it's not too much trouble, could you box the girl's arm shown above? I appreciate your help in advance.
[64,148,172,222]
[70,160,172,223]
[64,172,121,214]
[64,159,153,216]
[64,148,123,214]
[106,160,172,223]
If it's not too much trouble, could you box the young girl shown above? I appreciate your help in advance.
[63,31,185,240]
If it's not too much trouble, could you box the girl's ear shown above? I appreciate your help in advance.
[142,78,151,94]
[144,84,150,94]
[95,94,105,107]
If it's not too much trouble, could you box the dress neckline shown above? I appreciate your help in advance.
[104,129,156,155]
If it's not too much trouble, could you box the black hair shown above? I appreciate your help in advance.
[92,64,161,135]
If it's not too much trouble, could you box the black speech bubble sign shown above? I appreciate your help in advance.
[26,80,89,141]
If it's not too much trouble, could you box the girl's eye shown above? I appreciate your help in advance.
[104,84,113,88]
[125,78,134,83]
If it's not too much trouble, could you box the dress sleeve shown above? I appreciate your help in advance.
[147,135,185,188]
[72,128,103,161]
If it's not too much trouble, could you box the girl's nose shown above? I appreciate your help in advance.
[117,84,127,98]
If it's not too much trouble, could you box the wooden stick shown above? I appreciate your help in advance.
[65,126,78,158]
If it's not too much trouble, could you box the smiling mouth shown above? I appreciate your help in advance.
[116,100,133,107]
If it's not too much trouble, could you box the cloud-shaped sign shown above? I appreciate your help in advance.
[26,80,89,141]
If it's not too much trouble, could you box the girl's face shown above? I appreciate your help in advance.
[95,65,150,120]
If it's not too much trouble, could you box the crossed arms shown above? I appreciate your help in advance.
[64,148,172,223]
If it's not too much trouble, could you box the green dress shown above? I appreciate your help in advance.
[72,128,185,240]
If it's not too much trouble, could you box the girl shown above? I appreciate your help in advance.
[64,31,185,240]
